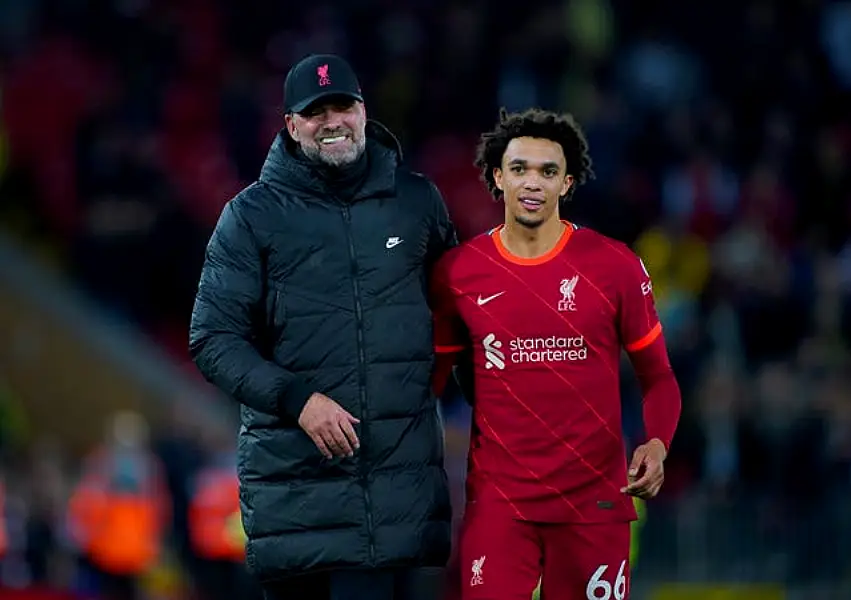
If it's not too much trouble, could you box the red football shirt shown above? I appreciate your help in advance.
[431,222,663,523]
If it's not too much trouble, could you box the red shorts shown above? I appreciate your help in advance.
[459,500,631,600]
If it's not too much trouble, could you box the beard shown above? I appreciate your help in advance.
[301,130,367,168]
[513,213,546,229]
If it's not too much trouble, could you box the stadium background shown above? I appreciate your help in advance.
[1,0,850,598]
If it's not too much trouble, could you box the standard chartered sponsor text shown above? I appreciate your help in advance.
[509,335,587,363]
[483,333,588,369]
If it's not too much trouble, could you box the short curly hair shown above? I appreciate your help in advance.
[474,107,595,201]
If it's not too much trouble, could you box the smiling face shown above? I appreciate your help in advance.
[285,95,367,167]
[493,136,573,230]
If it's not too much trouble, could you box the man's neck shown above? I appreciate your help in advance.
[500,216,565,259]
[294,145,369,200]
[296,146,367,175]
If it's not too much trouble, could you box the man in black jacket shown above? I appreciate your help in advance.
[189,54,457,600]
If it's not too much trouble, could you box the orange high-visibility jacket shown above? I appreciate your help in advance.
[67,448,170,575]
[189,465,245,562]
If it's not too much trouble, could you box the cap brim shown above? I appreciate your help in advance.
[289,91,364,114]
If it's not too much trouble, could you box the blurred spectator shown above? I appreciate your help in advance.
[150,404,207,588]
[188,428,260,600]
[67,412,169,600]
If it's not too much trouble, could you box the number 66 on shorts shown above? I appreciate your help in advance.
[460,506,631,600]
[586,560,627,600]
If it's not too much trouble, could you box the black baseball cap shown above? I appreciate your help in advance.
[283,54,364,114]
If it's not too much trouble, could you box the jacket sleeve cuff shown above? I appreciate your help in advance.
[278,377,315,420]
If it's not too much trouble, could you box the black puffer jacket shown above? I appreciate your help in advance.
[189,121,456,582]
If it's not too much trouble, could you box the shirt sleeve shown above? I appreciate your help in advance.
[617,252,681,449]
[428,253,468,355]
[428,253,469,397]
[617,253,663,353]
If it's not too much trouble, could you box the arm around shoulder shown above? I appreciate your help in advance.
[189,196,313,419]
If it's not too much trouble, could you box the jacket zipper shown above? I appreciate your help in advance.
[341,205,376,565]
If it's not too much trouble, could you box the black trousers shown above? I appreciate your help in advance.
[261,567,444,600]
[194,558,264,600]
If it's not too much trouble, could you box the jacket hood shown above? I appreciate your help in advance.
[258,120,403,201]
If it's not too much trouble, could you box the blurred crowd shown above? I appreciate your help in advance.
[1,0,851,597]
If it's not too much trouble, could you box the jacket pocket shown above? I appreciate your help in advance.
[258,289,286,357]
[267,289,286,333]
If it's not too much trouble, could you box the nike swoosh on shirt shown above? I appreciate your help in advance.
[476,292,505,306]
